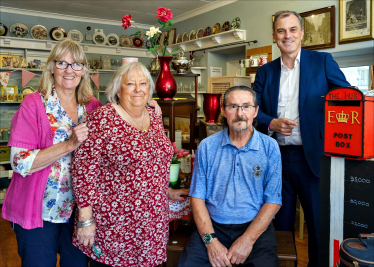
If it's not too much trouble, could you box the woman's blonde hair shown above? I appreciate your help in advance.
[106,62,154,103]
[37,38,93,105]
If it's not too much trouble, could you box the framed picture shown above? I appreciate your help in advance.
[272,15,275,43]
[159,31,168,46]
[1,84,18,102]
[339,0,374,44]
[300,6,335,50]
[168,28,177,45]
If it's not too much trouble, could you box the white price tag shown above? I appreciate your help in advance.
[8,170,13,179]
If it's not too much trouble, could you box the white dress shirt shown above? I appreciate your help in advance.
[276,50,302,146]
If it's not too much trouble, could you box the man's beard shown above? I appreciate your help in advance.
[231,116,248,132]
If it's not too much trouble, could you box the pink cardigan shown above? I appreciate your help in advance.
[2,92,102,229]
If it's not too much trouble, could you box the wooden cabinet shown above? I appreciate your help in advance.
[207,76,252,100]
[245,45,273,77]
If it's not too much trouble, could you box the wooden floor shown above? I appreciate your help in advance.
[0,206,308,267]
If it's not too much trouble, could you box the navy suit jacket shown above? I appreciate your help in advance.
[253,48,350,177]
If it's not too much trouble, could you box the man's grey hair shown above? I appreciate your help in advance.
[106,62,154,103]
[273,10,303,32]
[222,86,258,107]
[220,86,258,128]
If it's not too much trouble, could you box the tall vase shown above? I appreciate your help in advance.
[169,163,181,187]
[203,93,222,123]
[155,56,177,100]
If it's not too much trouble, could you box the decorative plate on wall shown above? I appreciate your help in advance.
[0,23,8,36]
[189,30,196,41]
[212,23,221,34]
[182,32,188,42]
[119,35,132,47]
[204,26,211,37]
[107,33,119,46]
[222,21,230,32]
[30,25,48,40]
[92,32,107,45]
[49,27,67,41]
[197,28,204,38]
[231,17,241,29]
[132,36,144,48]
[10,23,29,38]
[176,34,182,43]
[67,29,83,43]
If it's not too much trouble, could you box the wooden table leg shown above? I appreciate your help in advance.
[189,104,194,151]
[170,106,175,142]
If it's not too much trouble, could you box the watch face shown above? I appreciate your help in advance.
[202,234,213,244]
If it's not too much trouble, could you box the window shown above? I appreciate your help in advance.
[340,66,370,92]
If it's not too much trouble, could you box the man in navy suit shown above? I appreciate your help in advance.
[253,10,350,267]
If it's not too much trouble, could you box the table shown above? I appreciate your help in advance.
[158,100,197,150]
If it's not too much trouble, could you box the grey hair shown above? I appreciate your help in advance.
[222,86,258,107]
[220,86,258,128]
[106,62,154,103]
[273,10,303,32]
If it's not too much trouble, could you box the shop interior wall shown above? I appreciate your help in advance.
[174,0,374,75]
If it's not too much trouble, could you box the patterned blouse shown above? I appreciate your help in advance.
[10,90,87,223]
[72,104,173,267]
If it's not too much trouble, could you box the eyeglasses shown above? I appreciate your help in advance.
[224,104,256,113]
[54,61,85,71]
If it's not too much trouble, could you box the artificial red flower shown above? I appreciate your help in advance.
[122,14,132,29]
[156,7,173,23]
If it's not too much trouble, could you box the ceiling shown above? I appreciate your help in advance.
[0,0,237,27]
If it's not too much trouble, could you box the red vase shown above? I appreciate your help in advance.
[203,93,222,123]
[155,56,177,100]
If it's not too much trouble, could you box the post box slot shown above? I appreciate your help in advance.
[328,101,361,106]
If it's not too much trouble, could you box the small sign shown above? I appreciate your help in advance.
[95,29,104,33]
[210,67,222,77]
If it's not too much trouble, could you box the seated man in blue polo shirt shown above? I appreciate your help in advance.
[178,86,282,267]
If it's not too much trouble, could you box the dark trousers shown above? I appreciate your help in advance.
[178,219,279,267]
[90,259,112,267]
[11,216,88,267]
[273,145,320,267]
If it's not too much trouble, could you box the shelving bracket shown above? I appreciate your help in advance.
[212,36,221,45]
[232,31,243,40]
[116,47,121,54]
[46,42,53,49]
[4,38,11,46]
[83,45,89,52]
[193,41,202,48]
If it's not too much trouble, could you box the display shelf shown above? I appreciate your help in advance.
[0,140,9,143]
[0,36,153,58]
[176,91,206,94]
[0,161,10,164]
[0,102,21,104]
[167,29,246,53]
[191,67,207,70]
[0,67,118,74]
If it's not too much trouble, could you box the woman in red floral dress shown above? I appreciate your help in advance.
[71,62,178,267]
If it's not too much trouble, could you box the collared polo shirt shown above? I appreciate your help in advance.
[189,128,282,224]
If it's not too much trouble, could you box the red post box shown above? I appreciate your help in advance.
[324,87,374,160]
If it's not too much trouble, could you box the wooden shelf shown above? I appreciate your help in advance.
[0,161,10,164]
[167,29,246,53]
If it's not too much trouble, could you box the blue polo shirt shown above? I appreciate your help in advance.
[189,128,282,224]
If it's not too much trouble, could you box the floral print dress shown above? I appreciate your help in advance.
[71,104,174,267]
[10,91,87,223]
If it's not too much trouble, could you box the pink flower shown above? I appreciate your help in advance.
[62,202,68,208]
[172,142,178,154]
[60,177,68,184]
[156,7,173,23]
[177,153,183,159]
[65,211,72,218]
[55,171,60,177]
[60,187,70,193]
[182,152,189,156]
[122,14,132,29]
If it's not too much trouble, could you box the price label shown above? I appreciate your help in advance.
[349,176,370,184]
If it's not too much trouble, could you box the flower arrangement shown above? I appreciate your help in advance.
[171,142,190,164]
[122,7,179,56]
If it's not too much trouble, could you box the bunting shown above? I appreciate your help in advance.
[22,69,37,88]
[0,71,11,91]
[90,73,100,90]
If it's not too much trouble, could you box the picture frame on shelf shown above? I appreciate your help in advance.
[339,0,374,44]
[159,31,168,46]
[168,28,177,45]
[300,6,335,50]
[1,85,18,102]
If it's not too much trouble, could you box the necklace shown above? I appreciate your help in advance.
[118,102,147,132]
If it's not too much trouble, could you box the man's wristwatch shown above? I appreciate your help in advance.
[202,233,217,244]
